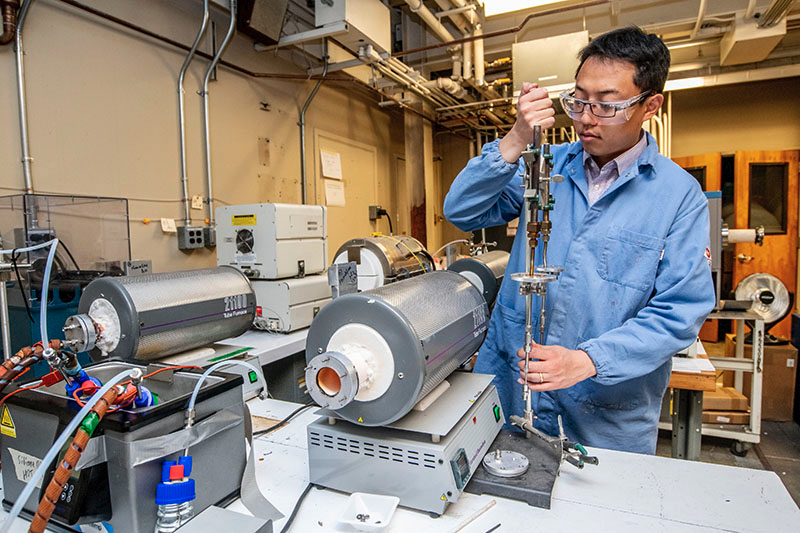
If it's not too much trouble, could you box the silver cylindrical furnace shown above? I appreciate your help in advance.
[448,250,509,307]
[304,271,489,426]
[63,267,255,360]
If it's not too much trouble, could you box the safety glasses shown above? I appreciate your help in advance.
[559,89,651,124]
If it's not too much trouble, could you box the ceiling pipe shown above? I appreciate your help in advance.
[14,0,34,195]
[424,77,467,98]
[758,0,795,27]
[404,0,457,43]
[177,0,210,227]
[746,0,758,19]
[462,35,473,79]
[201,0,237,237]
[473,23,485,87]
[299,39,328,205]
[0,0,20,45]
[691,0,707,38]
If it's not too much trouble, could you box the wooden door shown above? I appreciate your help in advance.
[673,153,722,341]
[673,153,722,191]
[733,150,799,340]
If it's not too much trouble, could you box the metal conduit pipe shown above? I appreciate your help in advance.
[299,39,328,205]
[404,0,455,43]
[473,23,485,87]
[46,1,468,140]
[202,0,237,230]
[15,0,34,194]
[178,0,210,226]
[0,0,20,45]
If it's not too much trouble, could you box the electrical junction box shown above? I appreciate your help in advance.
[177,225,206,250]
[720,12,786,66]
[315,0,391,55]
[216,203,327,280]
[251,274,331,333]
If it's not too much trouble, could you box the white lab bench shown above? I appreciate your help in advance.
[233,399,800,533]
[157,328,309,368]
[2,397,798,532]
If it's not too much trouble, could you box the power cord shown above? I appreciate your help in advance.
[280,482,315,533]
[253,402,315,437]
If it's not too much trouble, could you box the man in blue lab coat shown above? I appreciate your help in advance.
[444,27,715,454]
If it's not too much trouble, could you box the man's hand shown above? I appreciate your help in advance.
[499,82,555,163]
[517,342,597,391]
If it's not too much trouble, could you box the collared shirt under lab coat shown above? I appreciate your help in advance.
[443,133,715,454]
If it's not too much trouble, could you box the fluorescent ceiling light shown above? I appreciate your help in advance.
[483,0,568,17]
[664,77,705,91]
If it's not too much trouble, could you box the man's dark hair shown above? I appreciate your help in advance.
[576,26,671,94]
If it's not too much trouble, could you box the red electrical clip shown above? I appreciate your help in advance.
[41,371,64,387]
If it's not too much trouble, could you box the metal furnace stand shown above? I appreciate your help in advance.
[466,429,562,509]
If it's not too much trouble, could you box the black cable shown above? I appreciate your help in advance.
[253,402,314,437]
[385,213,394,235]
[57,240,81,270]
[10,250,34,322]
[280,483,315,533]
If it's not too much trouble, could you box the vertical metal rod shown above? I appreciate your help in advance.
[15,0,34,195]
[202,0,237,229]
[0,281,11,360]
[299,39,328,205]
[178,0,210,226]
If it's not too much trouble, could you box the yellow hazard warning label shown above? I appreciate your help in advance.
[357,417,364,423]
[1,405,16,438]
[440,493,447,501]
[232,214,256,226]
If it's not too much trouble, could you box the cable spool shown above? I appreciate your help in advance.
[333,235,434,291]
[735,273,792,344]
[304,271,489,426]
[63,267,255,360]
[448,250,509,307]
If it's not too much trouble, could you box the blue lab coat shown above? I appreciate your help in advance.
[444,134,715,454]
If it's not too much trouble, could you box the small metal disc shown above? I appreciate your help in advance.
[536,265,564,275]
[510,272,557,285]
[482,449,530,478]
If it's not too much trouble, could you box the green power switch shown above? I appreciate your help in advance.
[248,370,258,384]
[493,405,501,422]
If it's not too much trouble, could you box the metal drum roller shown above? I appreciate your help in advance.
[62,267,255,360]
[305,271,489,426]
[333,235,434,291]
[448,250,510,307]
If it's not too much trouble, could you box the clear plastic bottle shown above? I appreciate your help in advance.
[154,501,194,533]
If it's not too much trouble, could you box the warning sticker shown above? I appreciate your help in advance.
[1,405,15,438]
[440,493,447,501]
[8,447,42,488]
[357,417,364,423]
[232,214,257,226]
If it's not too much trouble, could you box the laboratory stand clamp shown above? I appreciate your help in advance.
[470,125,597,508]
